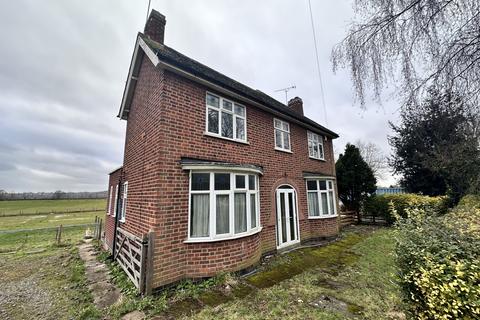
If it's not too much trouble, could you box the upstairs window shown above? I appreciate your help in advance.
[206,92,246,142]
[306,179,336,217]
[307,131,325,160]
[274,118,291,152]
[189,171,260,240]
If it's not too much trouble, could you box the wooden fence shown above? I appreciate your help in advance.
[340,210,357,228]
[114,227,154,295]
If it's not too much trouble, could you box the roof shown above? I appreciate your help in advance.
[123,33,339,139]
[180,157,263,174]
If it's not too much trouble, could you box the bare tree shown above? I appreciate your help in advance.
[355,140,388,180]
[332,0,480,110]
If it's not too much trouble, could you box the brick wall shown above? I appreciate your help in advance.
[104,167,123,252]
[115,55,339,289]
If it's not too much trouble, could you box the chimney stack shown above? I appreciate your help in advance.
[288,97,303,115]
[144,10,166,44]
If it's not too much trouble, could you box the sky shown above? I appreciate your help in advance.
[0,0,400,192]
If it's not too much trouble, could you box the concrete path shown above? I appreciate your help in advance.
[78,239,122,310]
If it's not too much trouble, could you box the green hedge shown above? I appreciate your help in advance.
[395,195,480,319]
[363,194,448,224]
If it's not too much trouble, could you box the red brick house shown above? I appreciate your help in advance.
[104,10,340,293]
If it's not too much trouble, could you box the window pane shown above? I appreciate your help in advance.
[308,192,319,216]
[216,195,229,234]
[214,173,230,190]
[222,100,233,111]
[234,104,245,116]
[207,108,219,134]
[234,193,247,233]
[250,194,257,228]
[235,175,245,189]
[307,180,317,190]
[329,191,335,215]
[319,181,327,190]
[308,141,314,157]
[274,119,282,129]
[283,132,290,150]
[275,129,283,148]
[235,117,245,140]
[191,194,209,237]
[282,122,289,131]
[221,111,233,138]
[319,144,324,159]
[328,181,333,189]
[248,175,256,190]
[192,173,210,191]
[313,143,319,158]
[207,93,219,107]
[321,193,328,215]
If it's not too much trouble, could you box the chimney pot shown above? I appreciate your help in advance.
[144,10,166,44]
[288,96,303,115]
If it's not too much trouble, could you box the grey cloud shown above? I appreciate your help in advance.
[0,0,401,191]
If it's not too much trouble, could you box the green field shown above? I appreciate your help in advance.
[0,199,106,215]
[0,199,106,253]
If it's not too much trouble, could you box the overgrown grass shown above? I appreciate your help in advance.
[190,227,402,319]
[0,246,100,319]
[0,199,106,215]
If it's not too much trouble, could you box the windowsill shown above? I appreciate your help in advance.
[274,147,292,154]
[204,132,250,145]
[308,215,338,220]
[119,219,126,223]
[309,156,326,162]
[184,226,262,243]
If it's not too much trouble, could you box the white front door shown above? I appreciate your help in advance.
[276,186,299,248]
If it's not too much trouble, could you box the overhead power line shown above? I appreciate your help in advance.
[307,0,328,125]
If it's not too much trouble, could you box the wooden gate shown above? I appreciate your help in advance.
[114,227,153,294]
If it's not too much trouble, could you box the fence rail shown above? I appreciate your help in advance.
[0,208,105,217]
[340,210,357,228]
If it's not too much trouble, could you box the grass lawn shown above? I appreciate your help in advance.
[0,210,101,231]
[0,199,106,215]
[184,226,403,320]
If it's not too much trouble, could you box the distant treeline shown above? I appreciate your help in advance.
[0,190,107,201]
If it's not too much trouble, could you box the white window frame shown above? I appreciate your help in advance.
[274,118,291,152]
[113,184,118,217]
[306,179,337,218]
[307,131,325,160]
[107,186,113,215]
[205,92,248,143]
[186,171,261,242]
[120,182,128,222]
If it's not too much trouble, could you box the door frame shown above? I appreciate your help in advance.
[275,184,300,249]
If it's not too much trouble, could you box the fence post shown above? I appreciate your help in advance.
[144,230,155,295]
[97,219,103,241]
[56,224,63,245]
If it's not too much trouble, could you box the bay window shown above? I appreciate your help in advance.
[206,92,246,142]
[274,118,291,152]
[189,171,260,240]
[306,179,336,217]
[307,131,325,160]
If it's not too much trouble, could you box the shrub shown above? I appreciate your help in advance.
[363,193,448,224]
[395,196,480,319]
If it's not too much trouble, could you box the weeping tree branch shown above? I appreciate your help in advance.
[332,0,480,109]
